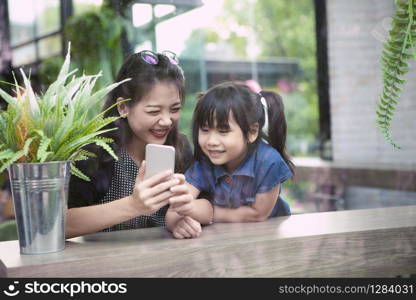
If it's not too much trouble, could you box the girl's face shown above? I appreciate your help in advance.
[119,81,181,146]
[198,112,257,173]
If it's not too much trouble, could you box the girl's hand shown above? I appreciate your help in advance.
[168,174,195,216]
[131,161,180,215]
[172,216,202,239]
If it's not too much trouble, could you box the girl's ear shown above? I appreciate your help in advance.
[116,97,129,118]
[248,122,259,143]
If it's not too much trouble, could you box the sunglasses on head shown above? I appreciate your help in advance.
[140,50,179,65]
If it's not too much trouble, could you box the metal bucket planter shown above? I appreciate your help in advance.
[8,161,70,254]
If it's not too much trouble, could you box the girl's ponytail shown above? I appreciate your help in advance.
[260,91,295,176]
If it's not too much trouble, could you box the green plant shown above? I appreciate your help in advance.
[64,6,132,91]
[0,220,17,241]
[0,45,130,181]
[377,0,416,149]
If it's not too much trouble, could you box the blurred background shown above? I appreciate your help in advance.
[0,0,415,240]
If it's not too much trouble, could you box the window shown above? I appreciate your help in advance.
[73,0,103,15]
[8,0,61,68]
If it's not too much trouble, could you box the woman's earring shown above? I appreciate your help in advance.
[121,113,128,118]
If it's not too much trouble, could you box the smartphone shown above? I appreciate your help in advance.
[144,144,175,180]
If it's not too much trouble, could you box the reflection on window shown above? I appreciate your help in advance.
[38,35,61,59]
[11,43,37,67]
[154,5,175,18]
[8,0,36,46]
[8,0,62,67]
[73,0,103,15]
[132,4,153,27]
[134,41,153,53]
[35,0,60,37]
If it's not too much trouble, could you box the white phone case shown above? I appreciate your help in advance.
[144,144,175,179]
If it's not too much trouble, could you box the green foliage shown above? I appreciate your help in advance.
[245,0,318,153]
[0,220,18,241]
[64,6,132,91]
[281,179,314,211]
[0,45,130,180]
[38,5,132,119]
[223,0,316,81]
[179,93,197,144]
[282,86,319,156]
[181,29,220,59]
[377,0,416,149]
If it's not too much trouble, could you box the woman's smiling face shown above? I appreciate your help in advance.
[120,81,182,146]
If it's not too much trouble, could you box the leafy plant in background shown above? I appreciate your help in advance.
[377,0,415,149]
[220,0,319,156]
[39,4,132,118]
[0,45,130,181]
[64,6,132,91]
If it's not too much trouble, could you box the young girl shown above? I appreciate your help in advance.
[67,50,202,238]
[166,81,294,237]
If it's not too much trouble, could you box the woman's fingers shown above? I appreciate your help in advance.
[169,182,193,215]
[139,169,174,188]
[137,177,178,200]
[133,169,191,216]
[172,173,186,183]
[139,172,186,197]
[169,195,194,216]
[145,189,174,208]
[169,183,188,194]
[145,178,180,198]
[169,193,193,206]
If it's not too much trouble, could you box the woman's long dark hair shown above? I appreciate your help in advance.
[192,81,295,176]
[78,51,190,199]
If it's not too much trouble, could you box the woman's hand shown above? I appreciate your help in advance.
[168,174,195,216]
[130,161,180,216]
[171,216,202,239]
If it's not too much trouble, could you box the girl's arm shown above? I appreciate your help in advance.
[213,184,280,223]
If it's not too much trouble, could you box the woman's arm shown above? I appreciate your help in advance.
[66,165,180,238]
[66,195,138,238]
[213,184,280,223]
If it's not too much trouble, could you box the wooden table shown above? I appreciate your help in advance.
[0,206,415,277]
